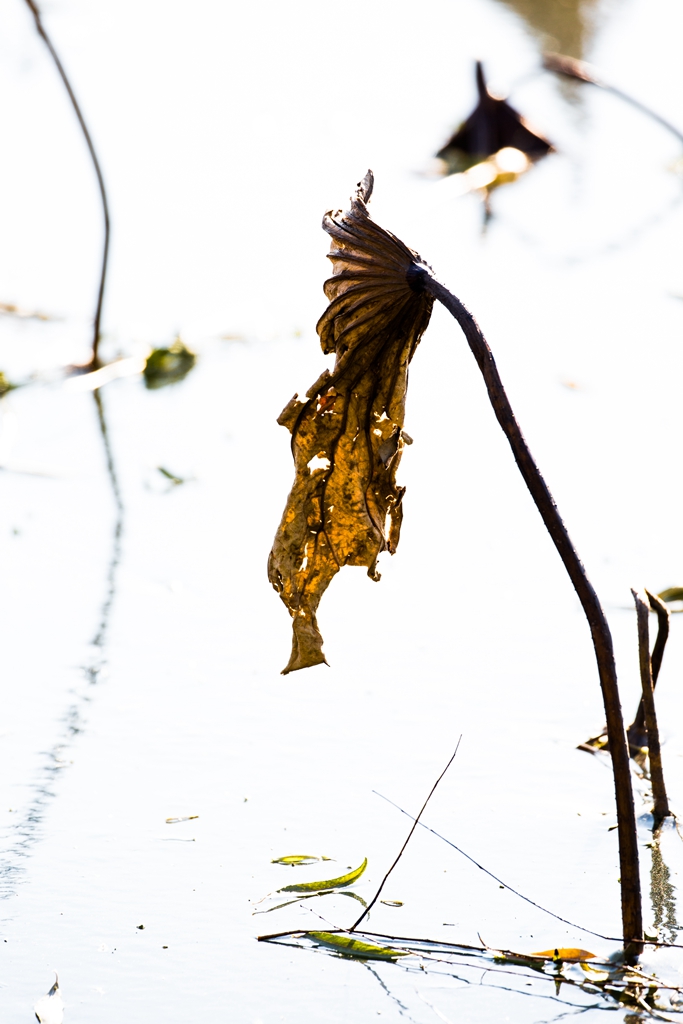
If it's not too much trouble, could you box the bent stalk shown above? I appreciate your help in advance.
[412,267,643,958]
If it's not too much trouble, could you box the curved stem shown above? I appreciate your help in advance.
[417,269,642,957]
[23,0,110,369]
[543,53,683,148]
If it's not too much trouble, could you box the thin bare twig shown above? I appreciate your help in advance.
[631,589,670,825]
[543,52,683,147]
[373,789,622,942]
[23,0,110,369]
[413,268,642,958]
[349,738,462,932]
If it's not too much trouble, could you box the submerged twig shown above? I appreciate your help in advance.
[628,590,670,751]
[414,268,642,957]
[543,53,683,147]
[23,0,110,369]
[631,589,670,825]
[349,738,461,932]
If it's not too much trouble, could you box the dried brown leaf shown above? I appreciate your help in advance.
[268,171,433,673]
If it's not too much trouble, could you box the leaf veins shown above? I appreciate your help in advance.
[268,171,434,674]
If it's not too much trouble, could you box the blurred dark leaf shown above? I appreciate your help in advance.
[144,336,196,389]
[268,171,433,673]
[437,62,552,174]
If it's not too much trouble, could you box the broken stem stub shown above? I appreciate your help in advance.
[631,588,670,825]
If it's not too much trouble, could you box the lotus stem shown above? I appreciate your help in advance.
[412,268,643,959]
[23,0,110,369]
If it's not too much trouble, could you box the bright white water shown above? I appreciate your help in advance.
[1,0,683,1019]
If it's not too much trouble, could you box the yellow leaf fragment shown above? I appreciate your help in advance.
[305,931,410,960]
[532,948,596,962]
[271,854,328,866]
[278,856,368,893]
[268,171,434,673]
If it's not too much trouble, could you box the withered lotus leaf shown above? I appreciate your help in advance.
[268,171,434,674]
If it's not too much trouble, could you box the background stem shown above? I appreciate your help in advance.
[631,589,670,825]
[23,0,110,369]
[418,270,642,956]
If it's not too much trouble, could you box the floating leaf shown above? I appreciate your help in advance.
[380,900,404,907]
[437,62,552,175]
[305,931,409,960]
[158,466,185,486]
[144,336,196,389]
[271,854,331,866]
[268,171,434,673]
[658,587,683,604]
[532,948,596,962]
[278,857,368,893]
[34,975,64,1024]
[165,815,199,823]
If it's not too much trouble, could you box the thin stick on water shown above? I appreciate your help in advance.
[23,0,110,369]
[631,589,670,825]
[412,267,642,959]
[373,789,622,942]
[543,53,683,147]
[348,737,462,933]
[628,590,670,750]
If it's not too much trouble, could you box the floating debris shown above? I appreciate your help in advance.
[165,815,199,824]
[0,372,17,397]
[0,301,52,321]
[271,854,332,866]
[143,336,196,389]
[157,467,185,487]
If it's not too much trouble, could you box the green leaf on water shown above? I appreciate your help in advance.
[305,931,410,960]
[658,587,683,604]
[144,336,196,389]
[279,857,367,893]
[271,855,331,866]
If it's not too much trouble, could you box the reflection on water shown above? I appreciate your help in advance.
[0,388,122,900]
[649,836,679,945]
[492,0,605,60]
